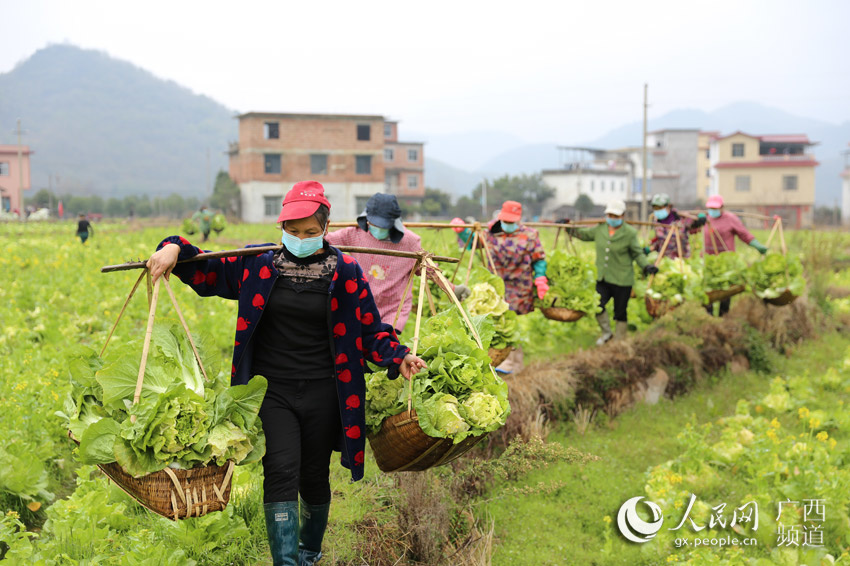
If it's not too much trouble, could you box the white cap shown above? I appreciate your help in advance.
[604,199,626,216]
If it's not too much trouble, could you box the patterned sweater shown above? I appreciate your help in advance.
[156,236,411,482]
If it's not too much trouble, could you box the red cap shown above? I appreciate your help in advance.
[277,181,331,222]
[450,217,465,233]
[497,200,522,223]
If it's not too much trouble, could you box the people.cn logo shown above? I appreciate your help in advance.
[617,496,664,543]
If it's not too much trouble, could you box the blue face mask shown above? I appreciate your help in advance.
[654,209,670,221]
[606,217,623,228]
[281,230,325,258]
[708,209,722,219]
[501,222,518,233]
[369,225,390,240]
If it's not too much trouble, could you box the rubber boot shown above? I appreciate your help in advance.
[299,499,330,566]
[614,321,628,341]
[595,312,613,346]
[265,501,299,566]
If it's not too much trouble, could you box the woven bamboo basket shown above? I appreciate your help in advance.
[71,275,237,521]
[540,307,585,322]
[368,410,487,472]
[645,296,675,318]
[764,289,798,306]
[706,284,746,303]
[488,346,512,367]
[69,431,234,521]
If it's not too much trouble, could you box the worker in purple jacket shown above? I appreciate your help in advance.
[147,180,426,566]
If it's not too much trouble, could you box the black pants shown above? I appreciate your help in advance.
[258,377,341,504]
[202,230,211,242]
[705,298,731,317]
[597,280,631,322]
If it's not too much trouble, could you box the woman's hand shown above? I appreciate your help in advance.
[146,244,180,283]
[399,354,427,380]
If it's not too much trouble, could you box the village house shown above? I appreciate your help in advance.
[228,113,424,222]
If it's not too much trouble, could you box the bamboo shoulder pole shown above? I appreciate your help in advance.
[101,244,459,273]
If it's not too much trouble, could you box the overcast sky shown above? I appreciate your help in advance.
[3,0,849,144]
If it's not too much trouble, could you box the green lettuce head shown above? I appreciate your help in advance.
[460,392,503,429]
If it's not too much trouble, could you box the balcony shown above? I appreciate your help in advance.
[758,153,816,163]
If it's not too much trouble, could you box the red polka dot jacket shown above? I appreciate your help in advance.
[157,236,411,481]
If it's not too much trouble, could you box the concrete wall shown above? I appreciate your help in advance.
[541,170,630,218]
[0,146,32,213]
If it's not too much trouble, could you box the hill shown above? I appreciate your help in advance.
[0,44,235,198]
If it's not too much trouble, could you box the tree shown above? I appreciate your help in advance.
[210,170,241,217]
[452,196,480,220]
[574,194,595,219]
[471,174,555,219]
[418,188,452,217]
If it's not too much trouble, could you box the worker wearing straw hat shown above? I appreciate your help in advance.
[147,181,426,566]
[649,193,706,259]
[483,200,548,373]
[702,195,768,316]
[570,198,658,344]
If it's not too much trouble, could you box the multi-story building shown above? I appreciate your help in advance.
[0,145,32,214]
[382,121,425,207]
[708,132,818,228]
[697,131,719,204]
[229,112,425,222]
[541,147,633,219]
[645,129,700,207]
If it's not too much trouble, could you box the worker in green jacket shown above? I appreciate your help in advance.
[192,206,214,242]
[570,199,658,344]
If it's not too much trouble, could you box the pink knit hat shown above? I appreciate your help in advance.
[706,195,724,209]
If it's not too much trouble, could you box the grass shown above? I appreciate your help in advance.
[484,331,850,566]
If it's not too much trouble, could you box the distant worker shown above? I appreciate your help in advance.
[648,193,706,259]
[569,199,657,344]
[702,195,768,316]
[193,206,214,242]
[484,201,548,373]
[450,216,476,250]
[76,213,94,244]
[325,193,422,334]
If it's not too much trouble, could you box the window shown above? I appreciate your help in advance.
[0,162,8,176]
[407,149,419,162]
[735,175,751,192]
[621,181,625,192]
[264,154,281,174]
[264,196,281,217]
[384,123,392,138]
[590,180,594,191]
[355,155,372,174]
[310,154,328,175]
[783,175,798,191]
[384,148,394,161]
[355,196,371,213]
[706,149,710,158]
[385,172,399,191]
[357,124,371,141]
[264,122,279,139]
[407,174,419,189]
[732,143,745,157]
[706,168,711,178]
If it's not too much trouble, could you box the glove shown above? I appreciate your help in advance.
[698,213,706,219]
[643,265,659,275]
[453,284,471,302]
[534,276,549,300]
[691,216,707,229]
[643,246,651,255]
[750,239,768,254]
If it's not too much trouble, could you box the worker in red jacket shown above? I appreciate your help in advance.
[147,181,426,566]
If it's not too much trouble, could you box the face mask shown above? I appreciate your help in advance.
[281,230,324,258]
[369,225,390,240]
[606,217,623,228]
[501,222,518,233]
[708,209,722,219]
[653,209,669,221]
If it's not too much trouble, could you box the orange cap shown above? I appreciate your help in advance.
[497,201,522,223]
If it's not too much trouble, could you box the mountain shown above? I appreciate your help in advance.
[407,130,526,172]
[424,157,483,197]
[0,44,235,197]
[420,102,850,205]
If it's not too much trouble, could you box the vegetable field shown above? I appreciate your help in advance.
[2,221,849,565]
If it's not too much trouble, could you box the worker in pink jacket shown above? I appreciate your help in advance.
[703,195,768,316]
